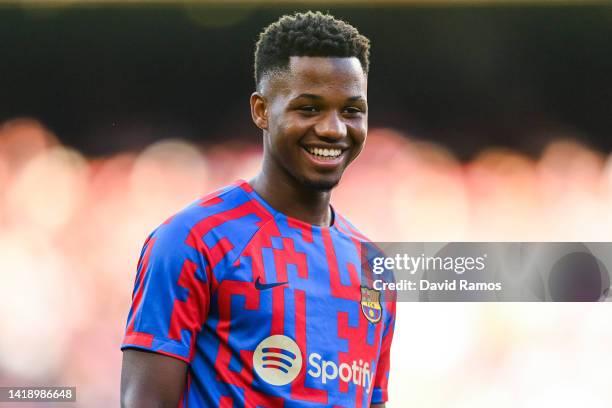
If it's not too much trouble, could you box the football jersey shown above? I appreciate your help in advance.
[122,180,396,407]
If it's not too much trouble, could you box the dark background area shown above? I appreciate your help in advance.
[1,3,611,160]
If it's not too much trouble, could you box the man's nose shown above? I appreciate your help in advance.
[314,112,347,140]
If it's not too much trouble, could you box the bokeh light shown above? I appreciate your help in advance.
[0,118,611,407]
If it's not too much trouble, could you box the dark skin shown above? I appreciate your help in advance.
[120,350,186,407]
[121,56,385,408]
[250,56,368,226]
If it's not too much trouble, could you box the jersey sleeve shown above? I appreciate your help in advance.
[371,298,396,404]
[121,218,211,363]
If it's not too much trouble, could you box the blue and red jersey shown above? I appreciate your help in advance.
[122,180,395,407]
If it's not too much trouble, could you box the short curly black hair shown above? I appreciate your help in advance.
[254,11,370,88]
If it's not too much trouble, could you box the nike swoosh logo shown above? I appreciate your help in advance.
[255,277,288,291]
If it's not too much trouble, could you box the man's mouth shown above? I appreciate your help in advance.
[304,146,343,160]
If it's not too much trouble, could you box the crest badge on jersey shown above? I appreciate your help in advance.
[360,286,382,324]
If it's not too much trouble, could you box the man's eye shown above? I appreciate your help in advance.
[298,106,318,113]
[343,107,363,115]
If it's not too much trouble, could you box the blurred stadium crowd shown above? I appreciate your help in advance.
[1,117,611,407]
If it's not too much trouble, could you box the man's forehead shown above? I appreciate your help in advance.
[288,56,364,78]
[262,56,367,98]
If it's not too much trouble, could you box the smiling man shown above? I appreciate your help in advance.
[121,11,395,408]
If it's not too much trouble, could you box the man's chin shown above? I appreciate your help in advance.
[298,174,341,192]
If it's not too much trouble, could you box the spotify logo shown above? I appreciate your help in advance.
[253,335,302,386]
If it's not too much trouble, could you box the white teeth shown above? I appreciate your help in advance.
[306,147,342,158]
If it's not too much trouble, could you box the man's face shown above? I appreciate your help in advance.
[257,56,368,191]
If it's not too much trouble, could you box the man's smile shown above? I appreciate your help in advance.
[301,145,348,168]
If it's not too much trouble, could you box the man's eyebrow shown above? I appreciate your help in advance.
[347,95,367,103]
[293,93,323,100]
[292,94,367,102]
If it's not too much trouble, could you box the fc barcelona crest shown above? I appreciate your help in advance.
[360,287,382,324]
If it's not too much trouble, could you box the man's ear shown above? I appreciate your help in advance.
[250,92,268,130]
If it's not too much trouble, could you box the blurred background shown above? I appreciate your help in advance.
[1,0,612,406]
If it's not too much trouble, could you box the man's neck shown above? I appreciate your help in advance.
[249,171,332,227]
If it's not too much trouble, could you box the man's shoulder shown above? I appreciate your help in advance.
[334,211,372,243]
[148,181,273,251]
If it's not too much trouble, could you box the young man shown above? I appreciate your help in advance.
[121,11,395,408]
